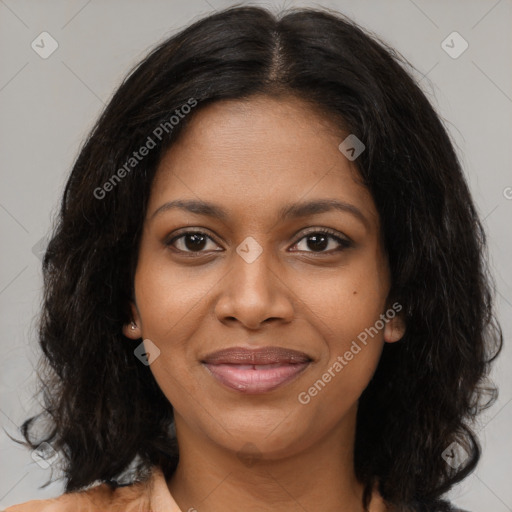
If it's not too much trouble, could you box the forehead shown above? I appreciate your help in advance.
[149,95,378,229]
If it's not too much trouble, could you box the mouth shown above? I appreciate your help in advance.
[201,346,312,394]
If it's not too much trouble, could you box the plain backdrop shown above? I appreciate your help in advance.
[0,0,511,509]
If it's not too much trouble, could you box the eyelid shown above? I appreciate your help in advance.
[293,226,351,244]
[165,229,222,251]
[290,227,353,252]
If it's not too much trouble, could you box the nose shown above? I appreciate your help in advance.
[214,242,295,330]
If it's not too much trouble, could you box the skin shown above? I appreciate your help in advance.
[123,94,406,512]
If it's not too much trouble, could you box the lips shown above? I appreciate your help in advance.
[201,346,312,393]
[201,346,311,365]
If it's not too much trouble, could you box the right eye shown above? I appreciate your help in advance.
[165,231,223,255]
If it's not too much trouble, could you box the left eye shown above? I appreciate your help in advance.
[292,230,352,253]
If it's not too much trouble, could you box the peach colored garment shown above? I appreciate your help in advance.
[3,467,400,511]
[3,466,182,512]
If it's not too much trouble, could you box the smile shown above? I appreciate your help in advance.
[202,361,310,393]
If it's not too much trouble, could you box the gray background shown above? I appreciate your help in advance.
[0,0,511,509]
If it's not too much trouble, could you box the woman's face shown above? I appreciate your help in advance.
[124,95,405,460]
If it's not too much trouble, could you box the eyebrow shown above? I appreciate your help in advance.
[150,198,369,229]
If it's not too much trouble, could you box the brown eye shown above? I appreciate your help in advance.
[292,229,352,254]
[166,231,221,253]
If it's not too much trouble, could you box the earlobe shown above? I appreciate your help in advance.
[122,302,142,339]
[383,314,406,343]
[123,321,141,339]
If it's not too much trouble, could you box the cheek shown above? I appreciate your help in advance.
[301,260,389,344]
[132,255,214,403]
[298,285,386,424]
[298,255,388,388]
[133,253,213,338]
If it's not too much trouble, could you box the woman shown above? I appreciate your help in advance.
[4,5,502,512]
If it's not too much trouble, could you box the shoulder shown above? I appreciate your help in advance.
[2,477,152,512]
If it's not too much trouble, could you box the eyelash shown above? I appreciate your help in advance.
[165,228,353,257]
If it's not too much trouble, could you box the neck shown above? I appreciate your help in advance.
[167,404,379,512]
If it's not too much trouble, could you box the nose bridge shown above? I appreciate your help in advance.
[231,235,275,300]
[214,235,294,328]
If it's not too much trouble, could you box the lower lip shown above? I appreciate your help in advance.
[203,362,310,393]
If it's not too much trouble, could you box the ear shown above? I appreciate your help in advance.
[122,301,142,340]
[383,310,406,343]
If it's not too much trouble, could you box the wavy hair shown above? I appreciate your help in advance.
[13,5,502,511]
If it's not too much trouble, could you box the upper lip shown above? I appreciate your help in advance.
[201,346,312,365]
